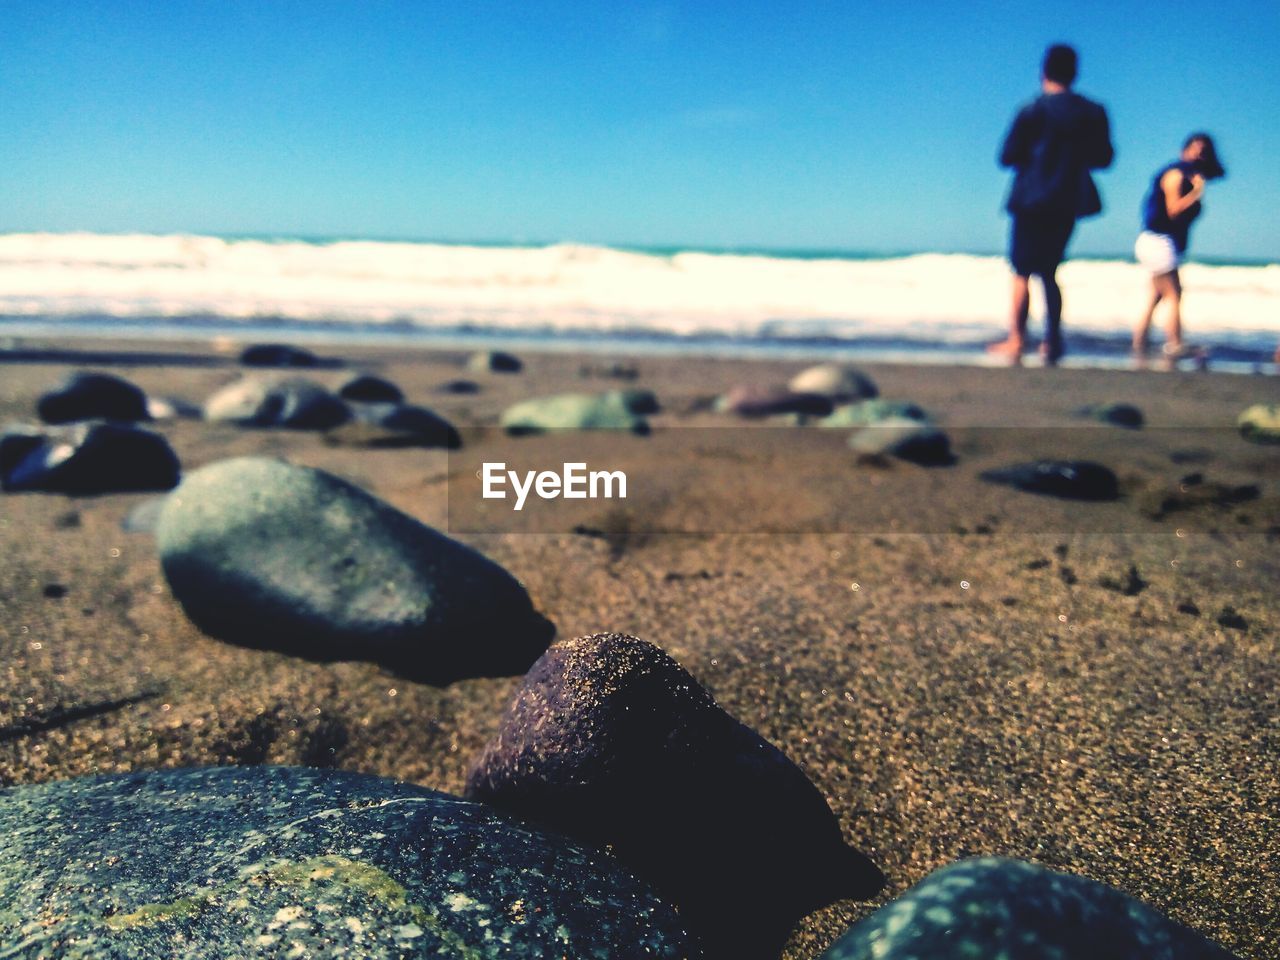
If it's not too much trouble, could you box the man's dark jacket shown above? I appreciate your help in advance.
[1000,91,1114,218]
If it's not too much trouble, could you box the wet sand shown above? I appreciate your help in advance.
[2,338,1278,958]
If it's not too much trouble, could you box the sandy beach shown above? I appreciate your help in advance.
[2,338,1278,958]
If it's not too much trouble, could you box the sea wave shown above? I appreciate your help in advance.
[0,233,1276,349]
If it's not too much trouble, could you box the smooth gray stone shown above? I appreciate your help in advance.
[819,857,1238,960]
[466,633,882,960]
[203,378,351,430]
[37,372,151,424]
[156,457,552,681]
[500,392,650,434]
[0,767,697,960]
[787,363,878,401]
[817,400,929,428]
[1,421,180,494]
[848,417,954,465]
[1237,404,1280,443]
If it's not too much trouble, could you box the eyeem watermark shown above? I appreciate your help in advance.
[481,462,627,511]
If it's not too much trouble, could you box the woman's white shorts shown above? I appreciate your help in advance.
[1135,231,1182,275]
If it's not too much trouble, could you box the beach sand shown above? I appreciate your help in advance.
[2,338,1278,958]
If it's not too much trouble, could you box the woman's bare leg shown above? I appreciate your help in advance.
[1134,278,1162,357]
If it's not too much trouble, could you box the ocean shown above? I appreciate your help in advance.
[2,232,1276,370]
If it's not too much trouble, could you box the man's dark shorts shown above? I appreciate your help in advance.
[1009,213,1076,276]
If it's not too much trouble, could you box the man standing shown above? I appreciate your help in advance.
[990,44,1113,366]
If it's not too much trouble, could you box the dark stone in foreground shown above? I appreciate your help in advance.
[239,343,320,367]
[0,766,696,960]
[1,422,180,494]
[818,857,1238,960]
[37,371,151,423]
[466,633,883,960]
[156,457,553,681]
[339,374,405,404]
[980,460,1119,501]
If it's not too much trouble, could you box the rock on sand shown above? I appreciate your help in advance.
[787,363,878,402]
[980,460,1119,501]
[36,371,151,424]
[0,766,696,960]
[849,418,954,466]
[714,386,834,418]
[1237,404,1280,444]
[326,403,462,449]
[1,421,180,494]
[819,857,1238,960]
[500,391,653,434]
[156,457,552,681]
[203,378,351,430]
[465,632,883,960]
[468,350,523,374]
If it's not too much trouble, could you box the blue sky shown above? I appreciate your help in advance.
[3,1,1277,260]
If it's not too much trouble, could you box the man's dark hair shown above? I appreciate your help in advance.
[1042,44,1078,86]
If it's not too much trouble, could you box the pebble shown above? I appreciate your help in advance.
[714,386,834,418]
[326,403,462,449]
[818,857,1238,959]
[468,350,523,374]
[36,371,151,423]
[1,421,180,494]
[848,418,954,466]
[338,374,405,404]
[1078,402,1145,429]
[980,460,1119,501]
[1236,404,1280,444]
[501,392,652,434]
[787,363,879,402]
[465,632,883,959]
[156,457,553,680]
[203,378,351,430]
[239,343,321,368]
[817,399,930,428]
[0,766,696,959]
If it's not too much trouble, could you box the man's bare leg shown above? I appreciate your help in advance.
[1041,270,1064,365]
[988,274,1030,364]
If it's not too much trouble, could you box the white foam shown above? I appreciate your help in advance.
[0,232,1275,345]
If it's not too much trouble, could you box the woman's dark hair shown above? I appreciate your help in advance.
[1185,132,1226,180]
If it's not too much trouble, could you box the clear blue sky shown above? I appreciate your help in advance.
[3,1,1277,260]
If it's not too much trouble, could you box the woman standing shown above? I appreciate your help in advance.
[1132,133,1226,364]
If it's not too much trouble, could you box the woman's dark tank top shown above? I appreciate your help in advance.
[1142,160,1200,253]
